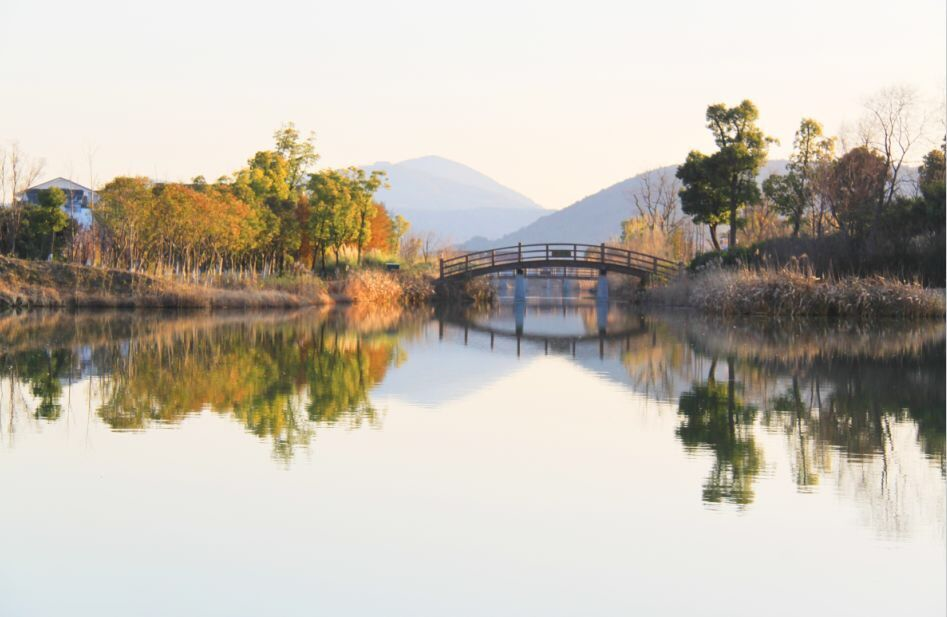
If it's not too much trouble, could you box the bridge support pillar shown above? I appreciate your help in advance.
[514,268,527,302]
[596,269,608,303]
[596,298,608,336]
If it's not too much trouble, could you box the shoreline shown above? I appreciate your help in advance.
[3,256,944,318]
[0,255,486,310]
[632,267,945,318]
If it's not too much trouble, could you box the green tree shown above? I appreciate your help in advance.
[273,122,319,195]
[706,101,775,248]
[676,151,728,250]
[345,167,387,264]
[308,169,354,268]
[26,187,70,259]
[230,124,320,271]
[678,101,774,249]
[918,148,945,211]
[762,119,835,237]
[677,357,763,506]
[390,214,409,254]
[232,150,290,204]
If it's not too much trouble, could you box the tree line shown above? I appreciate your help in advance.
[671,88,945,282]
[1,124,411,277]
[614,87,944,281]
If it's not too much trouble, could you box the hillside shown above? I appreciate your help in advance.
[465,161,788,249]
[363,155,548,243]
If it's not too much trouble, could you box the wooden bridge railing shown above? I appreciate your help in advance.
[439,242,682,281]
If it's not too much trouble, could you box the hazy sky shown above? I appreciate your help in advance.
[1,0,944,209]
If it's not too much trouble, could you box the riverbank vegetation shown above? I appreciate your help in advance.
[2,125,415,276]
[0,124,469,307]
[618,87,945,290]
[0,254,452,309]
[0,254,332,308]
[642,263,944,317]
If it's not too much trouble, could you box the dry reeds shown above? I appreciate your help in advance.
[0,255,332,309]
[646,262,945,318]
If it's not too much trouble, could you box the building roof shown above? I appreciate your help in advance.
[26,177,95,193]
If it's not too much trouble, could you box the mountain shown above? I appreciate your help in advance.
[363,156,548,244]
[464,160,788,249]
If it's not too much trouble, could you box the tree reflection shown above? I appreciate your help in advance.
[0,310,413,461]
[4,348,75,421]
[677,357,763,506]
[96,320,402,460]
[0,309,943,531]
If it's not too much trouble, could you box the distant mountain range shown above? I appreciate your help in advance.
[462,160,789,250]
[363,156,549,243]
[364,155,791,248]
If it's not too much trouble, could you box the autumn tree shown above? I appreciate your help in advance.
[821,146,888,242]
[94,177,156,270]
[230,124,320,272]
[366,203,393,252]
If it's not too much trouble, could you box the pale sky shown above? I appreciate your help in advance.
[1,0,944,209]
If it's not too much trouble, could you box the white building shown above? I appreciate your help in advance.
[20,177,96,227]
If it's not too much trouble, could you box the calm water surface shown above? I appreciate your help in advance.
[0,303,944,616]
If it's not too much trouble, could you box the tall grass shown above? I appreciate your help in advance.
[646,263,945,318]
[0,255,331,308]
[339,269,434,306]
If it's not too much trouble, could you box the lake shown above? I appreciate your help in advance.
[0,303,944,616]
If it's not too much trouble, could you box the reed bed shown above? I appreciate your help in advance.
[1,255,331,308]
[433,276,496,305]
[338,269,434,306]
[646,265,945,318]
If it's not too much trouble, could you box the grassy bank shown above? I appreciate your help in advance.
[641,266,945,318]
[1,256,450,309]
[0,256,335,308]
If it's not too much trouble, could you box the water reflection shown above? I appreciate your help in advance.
[0,309,428,461]
[0,305,943,534]
[677,356,763,506]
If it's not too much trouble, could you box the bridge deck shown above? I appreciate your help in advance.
[439,243,681,282]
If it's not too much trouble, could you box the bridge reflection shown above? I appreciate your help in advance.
[436,300,651,359]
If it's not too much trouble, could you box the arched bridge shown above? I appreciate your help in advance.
[439,243,682,283]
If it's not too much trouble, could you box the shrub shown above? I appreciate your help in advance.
[688,246,756,272]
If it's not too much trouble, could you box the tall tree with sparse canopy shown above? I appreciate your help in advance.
[762,118,835,237]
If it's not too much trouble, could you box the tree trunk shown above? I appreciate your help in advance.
[728,202,737,248]
[708,224,721,251]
